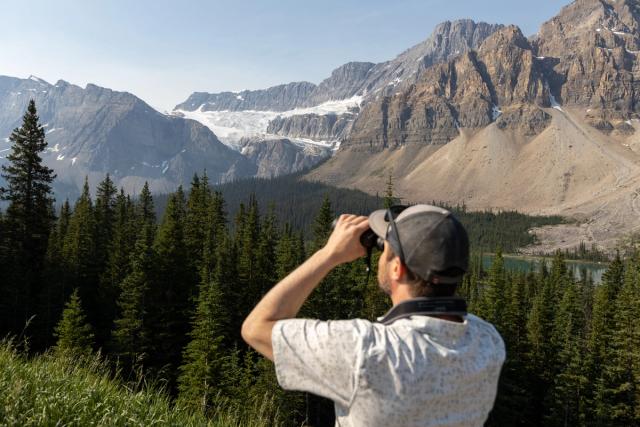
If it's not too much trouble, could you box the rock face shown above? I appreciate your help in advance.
[173,19,502,145]
[304,62,375,106]
[239,137,331,178]
[346,26,551,149]
[175,81,316,113]
[533,0,640,127]
[0,76,256,199]
[266,113,355,141]
[357,20,505,99]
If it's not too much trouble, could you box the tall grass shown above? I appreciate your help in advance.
[0,342,283,426]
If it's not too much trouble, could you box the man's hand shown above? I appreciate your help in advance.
[242,213,370,360]
[322,215,370,266]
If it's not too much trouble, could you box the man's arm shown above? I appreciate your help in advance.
[241,214,369,360]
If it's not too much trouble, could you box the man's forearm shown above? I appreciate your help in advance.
[241,248,337,360]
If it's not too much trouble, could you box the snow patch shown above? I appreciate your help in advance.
[71,157,77,165]
[536,56,546,60]
[50,143,60,152]
[173,95,363,149]
[56,154,65,161]
[46,128,62,135]
[162,160,169,174]
[626,120,633,125]
[236,95,244,101]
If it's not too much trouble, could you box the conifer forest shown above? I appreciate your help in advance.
[1,103,639,426]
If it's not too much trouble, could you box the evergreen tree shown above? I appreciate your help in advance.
[137,181,156,229]
[62,178,99,334]
[146,187,195,387]
[185,172,212,273]
[477,250,507,327]
[0,100,56,333]
[54,288,94,356]
[526,274,556,424]
[547,278,588,426]
[595,258,640,425]
[35,200,72,348]
[111,224,155,373]
[177,268,229,412]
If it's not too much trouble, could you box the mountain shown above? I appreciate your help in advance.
[0,76,256,199]
[171,19,503,173]
[307,0,640,252]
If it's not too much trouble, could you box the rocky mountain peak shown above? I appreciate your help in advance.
[479,25,531,53]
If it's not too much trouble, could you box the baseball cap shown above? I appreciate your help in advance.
[368,204,469,284]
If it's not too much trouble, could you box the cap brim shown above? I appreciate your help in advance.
[368,209,389,238]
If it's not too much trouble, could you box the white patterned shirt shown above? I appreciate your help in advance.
[272,314,505,427]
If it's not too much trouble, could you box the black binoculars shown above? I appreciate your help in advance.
[330,219,384,251]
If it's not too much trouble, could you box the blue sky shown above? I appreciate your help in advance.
[0,0,571,112]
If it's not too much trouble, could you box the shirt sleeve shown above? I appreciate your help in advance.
[271,318,372,408]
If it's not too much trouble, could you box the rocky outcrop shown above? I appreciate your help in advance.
[0,76,256,199]
[174,20,502,114]
[345,26,551,150]
[175,81,316,112]
[304,62,375,106]
[533,0,640,126]
[358,20,505,99]
[266,113,355,141]
[239,137,331,178]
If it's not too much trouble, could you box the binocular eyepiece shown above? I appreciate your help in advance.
[330,218,384,251]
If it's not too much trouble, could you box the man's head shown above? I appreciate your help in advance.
[369,205,469,299]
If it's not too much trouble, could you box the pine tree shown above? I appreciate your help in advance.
[0,99,56,333]
[255,206,279,296]
[177,268,230,412]
[595,258,640,425]
[111,224,155,373]
[146,187,195,387]
[185,172,212,273]
[588,252,624,422]
[54,288,94,356]
[62,178,99,333]
[137,181,156,229]
[526,275,556,424]
[477,249,507,327]
[35,200,72,348]
[547,278,588,426]
[236,194,261,316]
[93,174,118,345]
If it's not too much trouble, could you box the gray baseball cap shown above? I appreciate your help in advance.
[369,205,469,284]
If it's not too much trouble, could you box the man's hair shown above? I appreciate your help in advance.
[385,247,460,297]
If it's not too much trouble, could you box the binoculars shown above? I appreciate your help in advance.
[331,219,384,251]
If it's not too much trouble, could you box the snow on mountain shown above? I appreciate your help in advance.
[172,95,362,149]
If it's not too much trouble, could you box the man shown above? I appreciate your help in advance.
[242,204,505,426]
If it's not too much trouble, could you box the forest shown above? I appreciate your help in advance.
[1,102,638,426]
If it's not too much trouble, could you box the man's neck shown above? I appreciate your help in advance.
[389,290,464,323]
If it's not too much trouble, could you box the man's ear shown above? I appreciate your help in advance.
[390,256,403,281]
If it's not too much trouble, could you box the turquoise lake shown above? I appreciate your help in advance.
[482,255,608,284]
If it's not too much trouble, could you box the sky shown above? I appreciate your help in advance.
[0,0,572,112]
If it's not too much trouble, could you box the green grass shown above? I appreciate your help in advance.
[0,342,281,427]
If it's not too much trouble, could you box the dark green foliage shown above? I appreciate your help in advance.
[4,167,640,426]
[111,224,154,372]
[0,100,56,334]
[145,187,197,388]
[177,272,229,412]
[54,289,94,356]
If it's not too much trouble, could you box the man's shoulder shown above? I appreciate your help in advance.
[465,314,506,358]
